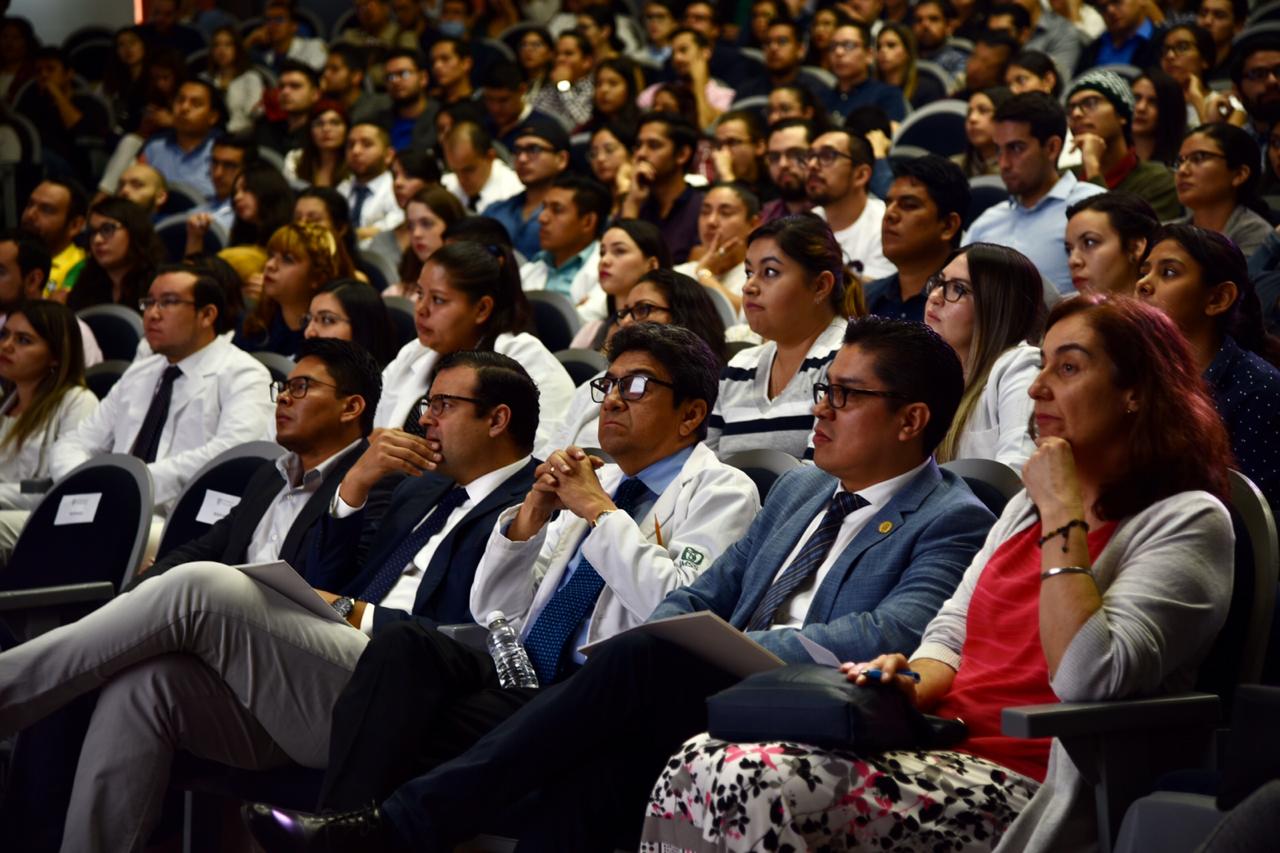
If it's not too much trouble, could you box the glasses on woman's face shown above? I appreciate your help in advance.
[924,273,973,303]
[412,392,484,420]
[87,221,121,241]
[1173,150,1228,169]
[269,376,346,402]
[589,373,675,403]
[613,301,670,323]
[302,310,350,330]
[1162,39,1197,57]
[812,382,907,409]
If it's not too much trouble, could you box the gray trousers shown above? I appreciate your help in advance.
[0,561,370,853]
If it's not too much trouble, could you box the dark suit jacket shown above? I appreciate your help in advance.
[311,459,538,633]
[128,441,382,591]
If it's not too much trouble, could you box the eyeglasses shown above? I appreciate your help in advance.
[613,301,671,323]
[412,392,485,420]
[1066,94,1107,115]
[1173,150,1227,169]
[1243,64,1280,83]
[588,142,622,160]
[1162,40,1198,57]
[804,147,856,167]
[385,69,417,81]
[712,137,749,150]
[512,142,555,158]
[765,147,811,166]
[830,40,864,53]
[812,382,906,409]
[87,222,121,241]
[589,373,676,403]
[270,376,347,401]
[924,273,973,303]
[138,296,196,312]
[302,311,350,329]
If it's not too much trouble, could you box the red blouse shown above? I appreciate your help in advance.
[932,521,1118,782]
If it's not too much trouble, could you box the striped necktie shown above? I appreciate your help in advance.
[358,486,469,604]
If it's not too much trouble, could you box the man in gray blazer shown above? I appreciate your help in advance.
[245,317,999,853]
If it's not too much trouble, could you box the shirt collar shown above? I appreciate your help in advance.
[170,333,227,373]
[1205,335,1242,385]
[624,444,696,499]
[462,455,533,505]
[274,438,363,489]
[836,457,931,510]
[533,239,596,273]
[1103,149,1139,189]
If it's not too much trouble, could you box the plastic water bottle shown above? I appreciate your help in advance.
[485,611,540,689]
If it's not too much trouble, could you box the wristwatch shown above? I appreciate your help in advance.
[591,509,617,528]
[331,596,356,619]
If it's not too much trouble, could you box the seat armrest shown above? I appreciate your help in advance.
[0,582,116,611]
[1002,693,1221,739]
[439,623,489,652]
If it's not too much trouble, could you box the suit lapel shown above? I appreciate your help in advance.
[226,466,285,559]
[280,442,367,565]
[733,482,834,628]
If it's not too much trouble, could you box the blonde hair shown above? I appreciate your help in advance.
[241,221,355,340]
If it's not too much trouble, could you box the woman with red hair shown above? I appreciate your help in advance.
[641,296,1237,852]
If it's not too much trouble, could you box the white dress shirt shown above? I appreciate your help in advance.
[813,198,895,281]
[243,440,362,565]
[0,386,99,509]
[49,336,274,513]
[332,455,533,635]
[336,170,404,248]
[769,458,930,627]
[442,158,523,214]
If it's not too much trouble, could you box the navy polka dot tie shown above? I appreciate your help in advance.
[745,491,869,631]
[523,477,652,684]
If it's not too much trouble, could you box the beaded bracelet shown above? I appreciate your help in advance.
[1041,566,1093,581]
[1038,519,1089,553]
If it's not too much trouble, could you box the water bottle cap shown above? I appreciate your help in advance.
[485,610,506,626]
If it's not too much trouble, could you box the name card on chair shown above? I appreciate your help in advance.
[196,489,242,525]
[54,493,103,526]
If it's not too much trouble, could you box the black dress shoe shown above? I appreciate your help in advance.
[242,801,393,852]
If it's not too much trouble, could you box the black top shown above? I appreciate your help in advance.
[1206,335,1280,511]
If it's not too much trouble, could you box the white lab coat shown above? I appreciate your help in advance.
[470,442,761,644]
[373,333,575,459]
[49,336,274,513]
[954,342,1039,468]
[0,386,99,509]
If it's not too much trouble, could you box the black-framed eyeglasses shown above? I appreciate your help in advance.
[813,382,907,409]
[1243,64,1280,83]
[512,142,556,158]
[1066,94,1107,115]
[1162,40,1197,57]
[270,376,348,401]
[139,296,197,312]
[1173,150,1227,169]
[589,373,675,403]
[803,147,856,167]
[87,222,121,241]
[765,147,810,166]
[613,301,671,323]
[302,311,350,329]
[924,273,973,303]
[412,393,486,420]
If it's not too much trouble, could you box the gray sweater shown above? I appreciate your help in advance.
[913,489,1235,853]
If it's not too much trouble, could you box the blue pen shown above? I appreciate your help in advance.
[863,668,922,684]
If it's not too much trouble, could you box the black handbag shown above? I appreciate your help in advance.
[706,664,968,751]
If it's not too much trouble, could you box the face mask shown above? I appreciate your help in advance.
[437,20,466,38]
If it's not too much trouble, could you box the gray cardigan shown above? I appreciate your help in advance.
[913,489,1235,853]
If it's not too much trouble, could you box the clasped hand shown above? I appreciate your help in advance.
[525,446,609,520]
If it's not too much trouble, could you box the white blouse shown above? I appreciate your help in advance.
[953,342,1039,468]
[0,386,99,509]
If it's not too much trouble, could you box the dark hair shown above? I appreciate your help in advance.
[604,323,721,440]
[1231,33,1280,89]
[400,185,466,283]
[1044,295,1232,517]
[844,104,892,140]
[278,58,320,88]
[747,214,848,314]
[988,3,1032,31]
[669,26,710,49]
[177,77,225,124]
[591,56,642,129]
[592,119,637,154]
[1133,69,1187,166]
[317,278,397,367]
[1183,122,1266,216]
[637,111,701,173]
[577,4,623,51]
[431,350,539,453]
[386,46,425,68]
[705,181,762,218]
[597,219,671,326]
[192,272,232,334]
[558,29,594,59]
[914,0,957,18]
[229,161,295,247]
[890,155,971,247]
[296,99,350,186]
[296,186,358,260]
[70,197,163,312]
[1008,49,1062,97]
[550,174,612,237]
[1066,191,1160,257]
[974,30,1020,56]
[1147,223,1280,367]
[294,337,383,435]
[1161,25,1216,81]
[765,14,804,46]
[507,25,555,84]
[208,25,251,78]
[213,130,258,161]
[483,60,525,92]
[183,254,244,330]
[442,215,514,249]
[0,229,51,285]
[0,301,87,459]
[994,91,1067,148]
[429,37,467,62]
[838,19,874,51]
[634,268,728,365]
[32,45,67,68]
[718,109,767,143]
[841,316,964,455]
[650,82,699,127]
[327,42,368,76]
[394,146,441,183]
[769,117,818,144]
[38,178,89,224]
[771,83,831,132]
[103,25,148,98]
[427,240,530,348]
[1197,0,1247,22]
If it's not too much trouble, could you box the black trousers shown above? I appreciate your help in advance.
[318,620,539,810]
[381,631,740,851]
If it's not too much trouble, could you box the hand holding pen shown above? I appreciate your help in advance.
[841,653,922,708]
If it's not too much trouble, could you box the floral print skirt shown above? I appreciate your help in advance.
[639,733,1040,852]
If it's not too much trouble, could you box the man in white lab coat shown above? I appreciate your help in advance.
[308,322,762,811]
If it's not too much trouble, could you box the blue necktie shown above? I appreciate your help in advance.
[359,486,468,604]
[745,491,869,631]
[524,477,652,684]
[350,184,372,227]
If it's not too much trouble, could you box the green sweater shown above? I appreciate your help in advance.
[1086,159,1182,221]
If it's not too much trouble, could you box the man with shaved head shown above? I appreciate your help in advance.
[116,163,169,216]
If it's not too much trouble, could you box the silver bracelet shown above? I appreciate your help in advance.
[1041,566,1093,581]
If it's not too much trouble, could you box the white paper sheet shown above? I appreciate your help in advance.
[54,492,102,526]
